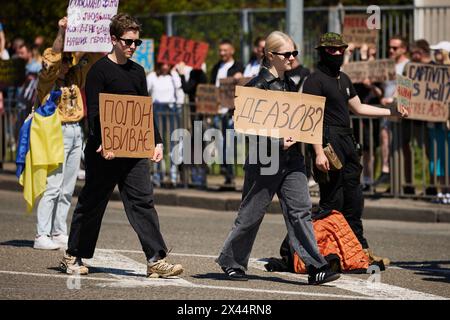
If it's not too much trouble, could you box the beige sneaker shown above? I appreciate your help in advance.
[364,248,391,266]
[60,253,89,275]
[147,259,183,278]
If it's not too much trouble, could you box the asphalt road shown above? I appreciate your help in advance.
[0,189,449,302]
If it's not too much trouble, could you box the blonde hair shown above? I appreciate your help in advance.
[263,31,295,67]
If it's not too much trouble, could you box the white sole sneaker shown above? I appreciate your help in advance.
[33,236,60,250]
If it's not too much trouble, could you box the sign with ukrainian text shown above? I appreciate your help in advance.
[195,84,219,114]
[396,75,412,115]
[343,14,379,47]
[233,86,326,144]
[132,39,154,74]
[342,59,396,83]
[64,0,119,52]
[404,63,450,122]
[99,93,155,158]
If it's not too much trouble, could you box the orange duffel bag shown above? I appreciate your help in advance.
[293,210,369,273]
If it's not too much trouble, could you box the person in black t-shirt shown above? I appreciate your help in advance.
[59,14,183,278]
[302,33,408,267]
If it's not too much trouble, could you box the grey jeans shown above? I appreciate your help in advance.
[216,161,327,272]
[36,123,82,236]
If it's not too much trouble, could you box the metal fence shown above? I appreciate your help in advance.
[138,5,450,69]
[1,4,450,201]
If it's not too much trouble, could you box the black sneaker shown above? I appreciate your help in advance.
[222,266,248,281]
[373,172,390,186]
[308,268,340,285]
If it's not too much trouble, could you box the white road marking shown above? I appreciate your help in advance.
[249,259,447,300]
[86,249,192,288]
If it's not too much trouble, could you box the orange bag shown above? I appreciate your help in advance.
[294,210,369,273]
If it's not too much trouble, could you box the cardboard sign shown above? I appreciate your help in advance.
[396,75,412,114]
[99,93,155,158]
[157,35,209,69]
[343,14,379,47]
[64,0,119,52]
[195,84,219,114]
[219,77,252,108]
[0,59,26,89]
[342,59,396,83]
[233,86,326,144]
[404,63,450,122]
[132,39,154,74]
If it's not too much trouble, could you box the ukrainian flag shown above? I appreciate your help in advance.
[16,91,64,212]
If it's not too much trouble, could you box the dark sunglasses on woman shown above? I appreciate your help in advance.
[271,50,299,59]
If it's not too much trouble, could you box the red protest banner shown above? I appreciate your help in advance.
[157,35,209,69]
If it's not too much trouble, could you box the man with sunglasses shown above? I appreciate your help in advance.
[60,13,183,278]
[374,36,410,190]
[302,32,408,268]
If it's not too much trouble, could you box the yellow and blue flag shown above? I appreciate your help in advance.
[16,90,64,212]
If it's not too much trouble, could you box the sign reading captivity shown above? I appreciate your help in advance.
[157,35,209,69]
[396,75,412,114]
[0,59,26,89]
[195,84,219,114]
[233,86,326,144]
[64,0,119,52]
[342,59,396,83]
[342,14,379,47]
[404,63,450,122]
[219,77,252,108]
[132,39,154,74]
[99,93,155,158]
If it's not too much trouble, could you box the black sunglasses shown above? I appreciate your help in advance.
[118,37,143,47]
[271,50,299,59]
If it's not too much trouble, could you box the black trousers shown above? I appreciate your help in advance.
[313,127,368,249]
[67,140,168,260]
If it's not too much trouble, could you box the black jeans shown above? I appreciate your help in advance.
[67,139,168,260]
[313,127,368,249]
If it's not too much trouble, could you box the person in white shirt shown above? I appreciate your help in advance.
[147,62,185,187]
[210,40,244,187]
[243,37,265,78]
[373,35,410,191]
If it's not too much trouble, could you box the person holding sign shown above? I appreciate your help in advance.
[60,13,183,278]
[32,17,102,250]
[216,31,340,286]
[302,32,408,267]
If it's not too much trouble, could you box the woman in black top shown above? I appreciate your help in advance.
[216,31,339,285]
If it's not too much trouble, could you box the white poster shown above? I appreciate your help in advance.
[64,0,119,52]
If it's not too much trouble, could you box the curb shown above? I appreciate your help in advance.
[2,178,449,223]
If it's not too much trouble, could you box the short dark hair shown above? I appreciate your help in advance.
[253,36,265,47]
[412,39,431,55]
[390,34,409,50]
[219,39,233,47]
[109,13,141,38]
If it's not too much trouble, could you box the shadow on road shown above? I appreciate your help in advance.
[0,240,33,248]
[47,266,145,277]
[191,272,310,286]
[393,260,450,284]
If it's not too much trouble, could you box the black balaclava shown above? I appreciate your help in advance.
[318,48,344,77]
